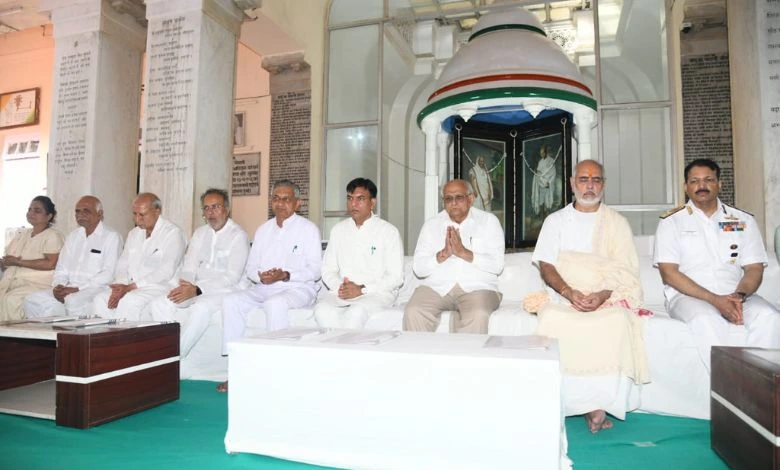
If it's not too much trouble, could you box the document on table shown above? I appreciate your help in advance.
[23,315,83,324]
[256,327,326,341]
[325,330,401,346]
[483,335,550,350]
[53,318,120,330]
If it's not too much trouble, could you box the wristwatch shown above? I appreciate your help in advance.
[360,285,367,295]
[736,291,748,302]
[283,271,290,282]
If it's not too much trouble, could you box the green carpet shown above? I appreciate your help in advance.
[0,381,727,469]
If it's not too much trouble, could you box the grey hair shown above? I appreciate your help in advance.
[136,192,162,210]
[440,179,474,196]
[573,159,606,176]
[272,179,301,198]
[200,188,230,208]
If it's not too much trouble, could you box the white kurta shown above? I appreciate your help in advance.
[413,207,505,295]
[315,214,404,328]
[222,214,321,351]
[533,203,643,420]
[531,156,556,215]
[24,222,123,317]
[653,199,780,371]
[148,219,249,356]
[93,217,186,320]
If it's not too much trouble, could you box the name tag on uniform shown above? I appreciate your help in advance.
[719,221,745,232]
[90,249,102,254]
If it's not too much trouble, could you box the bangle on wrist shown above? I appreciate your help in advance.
[560,286,570,297]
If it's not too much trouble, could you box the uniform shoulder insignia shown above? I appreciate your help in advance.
[660,205,686,219]
[727,205,754,217]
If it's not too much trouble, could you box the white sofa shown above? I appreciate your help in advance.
[181,235,780,420]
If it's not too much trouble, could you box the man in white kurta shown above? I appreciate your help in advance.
[217,181,321,392]
[314,178,404,329]
[24,196,122,317]
[532,160,649,433]
[403,179,505,334]
[469,156,493,211]
[654,158,780,372]
[147,189,249,357]
[93,193,186,321]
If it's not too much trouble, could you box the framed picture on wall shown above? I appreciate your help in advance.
[520,132,568,243]
[233,111,246,149]
[0,88,40,130]
[459,137,507,228]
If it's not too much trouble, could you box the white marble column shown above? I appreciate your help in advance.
[728,0,780,244]
[41,0,146,236]
[141,0,258,235]
[422,119,440,220]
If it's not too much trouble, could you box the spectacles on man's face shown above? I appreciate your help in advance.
[443,194,469,204]
[575,176,604,185]
[202,204,224,212]
[271,195,295,204]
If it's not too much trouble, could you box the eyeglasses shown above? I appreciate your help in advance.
[202,204,224,212]
[575,177,604,185]
[271,196,295,204]
[443,194,469,204]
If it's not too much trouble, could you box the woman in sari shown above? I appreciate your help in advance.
[0,196,65,321]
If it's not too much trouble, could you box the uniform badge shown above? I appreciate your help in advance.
[719,221,745,232]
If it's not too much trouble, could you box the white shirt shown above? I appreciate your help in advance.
[413,207,505,295]
[244,213,321,296]
[51,222,123,289]
[177,218,249,295]
[532,203,600,265]
[113,217,187,288]
[653,199,767,301]
[321,214,404,296]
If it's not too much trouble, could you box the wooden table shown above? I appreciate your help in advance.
[0,321,179,428]
[711,346,780,469]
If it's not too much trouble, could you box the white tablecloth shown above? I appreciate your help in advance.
[224,330,567,469]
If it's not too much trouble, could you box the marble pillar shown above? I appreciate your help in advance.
[728,0,780,245]
[141,0,257,235]
[261,52,311,218]
[41,0,146,236]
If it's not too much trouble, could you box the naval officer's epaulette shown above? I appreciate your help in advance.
[660,205,687,219]
[723,204,754,217]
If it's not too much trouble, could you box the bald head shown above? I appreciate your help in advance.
[75,195,103,235]
[570,160,605,212]
[133,192,162,236]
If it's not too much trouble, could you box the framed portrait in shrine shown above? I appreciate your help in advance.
[453,113,573,249]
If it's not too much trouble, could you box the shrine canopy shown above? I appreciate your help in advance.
[417,7,597,146]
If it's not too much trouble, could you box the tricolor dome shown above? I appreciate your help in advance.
[417,8,596,128]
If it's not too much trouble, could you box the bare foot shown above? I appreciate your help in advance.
[216,381,228,393]
[585,409,613,434]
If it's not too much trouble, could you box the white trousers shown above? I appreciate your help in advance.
[24,287,102,318]
[668,294,780,371]
[222,285,316,355]
[314,291,396,329]
[148,292,226,357]
[92,285,168,321]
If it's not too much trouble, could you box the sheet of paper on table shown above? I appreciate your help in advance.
[256,327,326,341]
[483,335,551,350]
[325,330,401,345]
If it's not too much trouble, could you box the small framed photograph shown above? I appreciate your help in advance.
[233,112,246,148]
[0,88,40,129]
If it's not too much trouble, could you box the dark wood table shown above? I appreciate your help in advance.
[0,321,179,428]
[711,346,780,469]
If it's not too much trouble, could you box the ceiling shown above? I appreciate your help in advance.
[0,0,50,33]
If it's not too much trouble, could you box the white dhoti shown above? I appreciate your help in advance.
[222,285,316,355]
[92,285,168,321]
[148,293,225,356]
[314,291,396,329]
[24,287,102,318]
[668,294,780,372]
